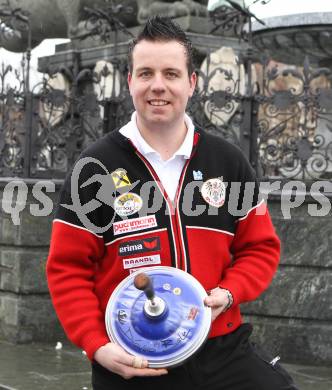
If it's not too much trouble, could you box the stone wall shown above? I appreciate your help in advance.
[0,179,331,365]
[242,195,332,365]
[0,179,65,343]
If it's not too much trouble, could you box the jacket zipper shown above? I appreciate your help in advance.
[134,150,190,271]
[174,131,200,271]
[173,161,191,271]
[126,131,200,272]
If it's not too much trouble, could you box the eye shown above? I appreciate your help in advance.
[166,71,178,79]
[139,70,152,78]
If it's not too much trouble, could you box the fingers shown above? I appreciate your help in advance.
[125,365,168,378]
[205,287,230,308]
[94,342,168,379]
[130,356,167,376]
[204,294,220,307]
[205,291,224,308]
[117,349,145,368]
[204,288,232,322]
[118,350,167,377]
[132,356,145,369]
[120,356,167,379]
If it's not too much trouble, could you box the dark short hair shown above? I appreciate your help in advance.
[128,16,194,77]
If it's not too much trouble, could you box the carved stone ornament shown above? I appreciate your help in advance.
[0,0,208,52]
[198,46,246,126]
[0,0,136,52]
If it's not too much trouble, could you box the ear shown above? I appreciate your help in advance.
[127,72,132,94]
[189,71,197,97]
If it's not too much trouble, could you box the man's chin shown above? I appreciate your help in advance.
[145,114,170,125]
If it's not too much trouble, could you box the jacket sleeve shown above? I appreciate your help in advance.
[220,200,280,305]
[219,155,281,305]
[46,159,112,360]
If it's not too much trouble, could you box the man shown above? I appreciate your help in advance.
[47,16,298,390]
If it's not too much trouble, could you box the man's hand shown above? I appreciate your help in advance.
[94,342,168,379]
[204,287,233,322]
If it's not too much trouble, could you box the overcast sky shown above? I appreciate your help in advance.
[1,0,332,87]
[248,0,332,17]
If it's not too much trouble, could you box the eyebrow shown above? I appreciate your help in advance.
[135,67,152,73]
[135,67,182,73]
[164,68,182,73]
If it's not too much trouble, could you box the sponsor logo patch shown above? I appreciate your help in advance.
[118,237,160,256]
[111,168,131,189]
[201,177,226,208]
[114,192,143,217]
[113,215,157,236]
[123,254,161,269]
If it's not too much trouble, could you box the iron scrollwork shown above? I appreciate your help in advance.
[7,3,134,178]
[0,59,27,176]
[191,45,245,146]
[257,57,332,179]
[1,2,332,181]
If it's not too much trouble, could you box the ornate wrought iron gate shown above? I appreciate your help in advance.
[1,5,332,181]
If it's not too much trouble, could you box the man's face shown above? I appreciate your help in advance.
[128,40,196,130]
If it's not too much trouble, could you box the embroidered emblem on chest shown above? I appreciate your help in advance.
[111,168,131,189]
[193,170,203,180]
[114,193,143,217]
[201,177,226,208]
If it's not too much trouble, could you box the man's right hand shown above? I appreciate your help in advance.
[94,342,168,380]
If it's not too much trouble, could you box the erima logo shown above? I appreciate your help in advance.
[118,237,160,256]
[120,243,143,254]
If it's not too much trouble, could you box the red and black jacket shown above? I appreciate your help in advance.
[47,127,280,360]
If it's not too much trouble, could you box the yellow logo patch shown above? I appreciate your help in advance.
[111,168,131,189]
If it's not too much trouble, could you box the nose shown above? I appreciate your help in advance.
[150,74,166,93]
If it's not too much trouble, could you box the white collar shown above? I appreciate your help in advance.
[120,112,195,161]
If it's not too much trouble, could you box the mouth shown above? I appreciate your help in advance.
[148,99,170,106]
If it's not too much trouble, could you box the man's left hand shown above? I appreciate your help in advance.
[204,287,233,321]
